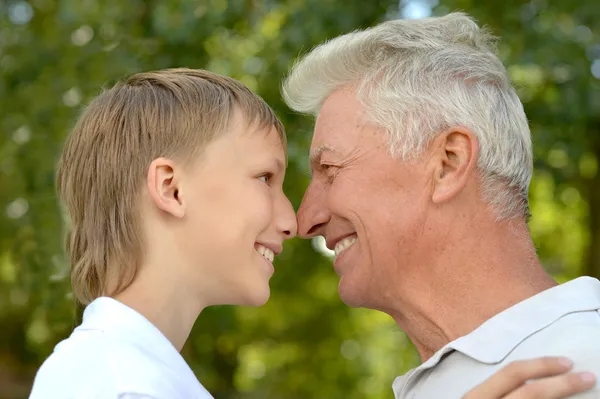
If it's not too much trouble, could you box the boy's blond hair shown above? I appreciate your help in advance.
[57,68,286,305]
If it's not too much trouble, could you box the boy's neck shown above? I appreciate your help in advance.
[113,267,204,352]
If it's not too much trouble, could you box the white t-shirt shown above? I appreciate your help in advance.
[29,297,214,399]
[393,277,600,398]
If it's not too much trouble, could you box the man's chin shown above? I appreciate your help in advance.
[337,277,366,308]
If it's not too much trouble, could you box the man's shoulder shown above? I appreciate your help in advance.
[500,314,600,398]
[516,309,600,355]
[394,311,600,398]
[511,311,600,375]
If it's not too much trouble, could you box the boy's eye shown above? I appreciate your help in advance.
[258,173,272,183]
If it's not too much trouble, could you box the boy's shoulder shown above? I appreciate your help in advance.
[28,329,187,399]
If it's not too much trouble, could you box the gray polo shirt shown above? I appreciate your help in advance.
[393,277,600,399]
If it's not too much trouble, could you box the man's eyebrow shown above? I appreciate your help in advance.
[309,144,337,167]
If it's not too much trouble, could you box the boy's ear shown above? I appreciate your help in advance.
[147,157,185,218]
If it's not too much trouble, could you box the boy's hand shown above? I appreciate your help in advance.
[464,357,596,398]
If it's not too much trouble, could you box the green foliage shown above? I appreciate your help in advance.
[0,0,599,398]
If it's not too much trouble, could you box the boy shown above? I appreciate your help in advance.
[29,68,297,398]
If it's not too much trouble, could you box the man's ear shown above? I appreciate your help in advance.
[147,157,185,218]
[431,127,479,204]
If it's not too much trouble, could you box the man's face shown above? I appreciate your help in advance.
[297,87,436,311]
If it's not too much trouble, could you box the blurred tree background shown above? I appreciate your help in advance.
[0,0,599,398]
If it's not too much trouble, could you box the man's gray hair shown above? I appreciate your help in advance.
[282,12,532,220]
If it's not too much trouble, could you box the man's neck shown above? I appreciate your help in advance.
[388,218,557,362]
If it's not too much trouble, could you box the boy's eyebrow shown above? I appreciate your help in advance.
[275,158,285,172]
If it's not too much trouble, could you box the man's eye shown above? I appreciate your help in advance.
[321,164,336,174]
[320,164,338,182]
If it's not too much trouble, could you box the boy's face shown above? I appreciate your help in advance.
[175,112,297,306]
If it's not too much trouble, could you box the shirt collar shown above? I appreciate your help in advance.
[448,276,600,364]
[76,296,198,380]
[394,276,600,390]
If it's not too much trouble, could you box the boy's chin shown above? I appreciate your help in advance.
[232,281,271,307]
[207,278,271,307]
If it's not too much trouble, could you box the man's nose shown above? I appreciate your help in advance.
[296,181,331,239]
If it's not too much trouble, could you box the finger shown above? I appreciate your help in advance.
[463,357,574,398]
[503,372,596,399]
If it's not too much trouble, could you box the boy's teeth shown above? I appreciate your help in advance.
[334,236,357,256]
[257,244,274,262]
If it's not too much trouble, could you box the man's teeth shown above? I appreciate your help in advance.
[334,236,357,256]
[256,244,274,262]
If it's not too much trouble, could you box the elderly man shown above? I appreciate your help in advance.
[282,12,600,398]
